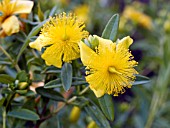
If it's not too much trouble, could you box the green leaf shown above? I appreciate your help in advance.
[8,108,39,120]
[1,88,13,94]
[0,61,11,65]
[44,78,62,88]
[61,63,72,91]
[72,81,88,86]
[98,94,114,121]
[16,71,28,82]
[72,77,88,86]
[19,18,39,25]
[84,100,111,128]
[133,74,150,85]
[15,90,28,95]
[49,6,58,16]
[57,116,63,128]
[24,90,35,96]
[0,98,5,106]
[41,69,61,74]
[16,20,47,62]
[36,87,65,102]
[102,14,120,42]
[0,74,15,84]
[71,97,89,108]
[27,57,43,66]
[38,3,44,21]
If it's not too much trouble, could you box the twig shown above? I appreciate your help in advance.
[79,86,90,95]
[34,86,89,128]
[0,45,21,72]
[2,108,6,128]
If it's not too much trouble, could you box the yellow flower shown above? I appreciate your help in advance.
[74,4,89,23]
[79,35,138,97]
[0,0,33,37]
[29,12,89,68]
[123,6,152,30]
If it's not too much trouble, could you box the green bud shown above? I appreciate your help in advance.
[69,106,81,123]
[88,35,99,50]
[87,121,98,128]
[9,83,16,90]
[18,82,28,90]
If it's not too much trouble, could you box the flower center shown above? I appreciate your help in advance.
[108,66,122,75]
[62,34,70,41]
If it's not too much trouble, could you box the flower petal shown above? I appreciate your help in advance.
[90,87,105,98]
[94,35,116,65]
[29,35,53,51]
[117,36,133,50]
[12,0,34,14]
[41,44,63,68]
[79,41,100,68]
[1,15,20,36]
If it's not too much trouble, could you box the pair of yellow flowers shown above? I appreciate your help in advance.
[1,0,138,98]
[30,13,138,98]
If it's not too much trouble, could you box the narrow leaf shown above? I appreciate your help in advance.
[57,116,63,128]
[61,63,72,91]
[8,108,39,120]
[72,77,88,86]
[133,74,150,85]
[102,14,119,42]
[72,81,88,86]
[38,3,44,21]
[84,100,111,128]
[98,94,114,121]
[49,6,58,16]
[36,87,65,102]
[0,74,15,84]
[44,78,62,88]
[17,20,47,62]
[0,61,11,65]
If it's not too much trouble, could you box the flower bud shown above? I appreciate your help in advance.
[164,21,170,33]
[87,121,98,128]
[88,35,99,50]
[69,106,81,123]
[18,82,28,90]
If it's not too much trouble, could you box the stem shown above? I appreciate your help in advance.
[3,108,6,128]
[34,87,89,128]
[79,86,90,95]
[0,45,21,72]
[144,93,159,128]
[31,49,39,58]
[15,64,21,72]
[0,45,13,62]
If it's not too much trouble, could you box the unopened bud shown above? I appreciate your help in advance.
[18,82,28,90]
[69,106,81,123]
[87,121,98,128]
[88,35,99,50]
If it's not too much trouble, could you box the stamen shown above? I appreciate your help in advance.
[108,66,122,75]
